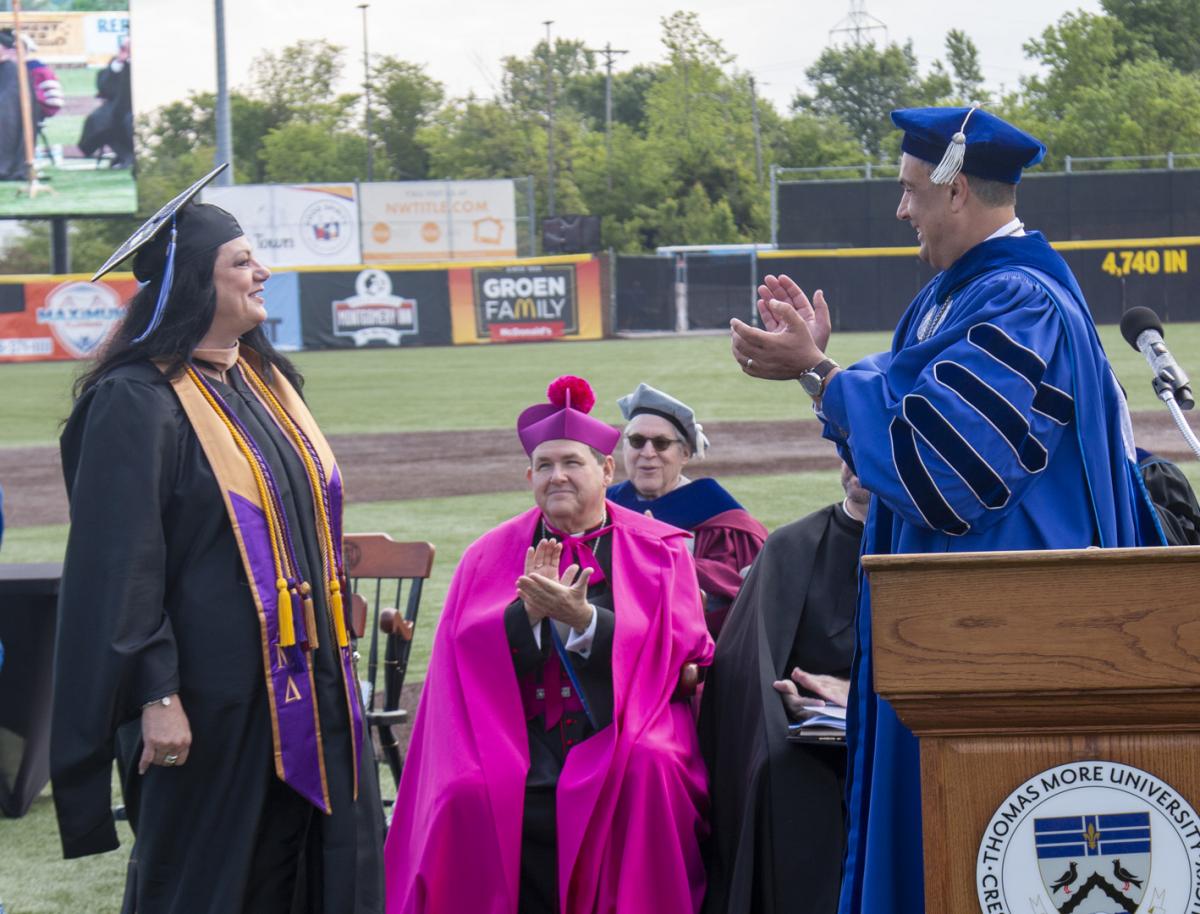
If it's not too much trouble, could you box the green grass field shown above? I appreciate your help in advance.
[0,167,135,218]
[1,324,1190,448]
[2,328,1199,911]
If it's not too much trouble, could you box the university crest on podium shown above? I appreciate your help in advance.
[1034,812,1149,913]
[976,762,1200,914]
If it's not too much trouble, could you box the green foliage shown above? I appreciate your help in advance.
[945,29,987,104]
[1018,8,1200,170]
[4,6,1200,269]
[768,109,863,171]
[796,39,951,159]
[502,38,595,116]
[371,57,444,180]
[1102,0,1200,73]
[1022,12,1135,119]
[1027,59,1200,169]
[247,39,358,128]
[259,122,370,183]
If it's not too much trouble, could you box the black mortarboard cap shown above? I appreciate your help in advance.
[92,162,240,282]
[92,164,242,342]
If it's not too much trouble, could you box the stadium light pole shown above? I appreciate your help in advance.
[358,3,374,182]
[543,20,555,216]
[213,0,234,185]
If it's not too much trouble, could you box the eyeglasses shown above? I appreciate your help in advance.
[625,433,683,452]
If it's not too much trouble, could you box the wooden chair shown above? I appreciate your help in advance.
[343,533,435,795]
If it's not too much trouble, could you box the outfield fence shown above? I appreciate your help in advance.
[614,237,1200,332]
[4,236,1199,363]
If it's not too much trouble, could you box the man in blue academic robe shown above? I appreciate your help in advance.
[729,106,1164,914]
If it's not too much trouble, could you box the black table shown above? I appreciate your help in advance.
[0,562,60,817]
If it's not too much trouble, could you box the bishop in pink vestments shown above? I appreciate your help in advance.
[384,376,714,914]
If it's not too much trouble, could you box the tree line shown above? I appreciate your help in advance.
[4,1,1199,271]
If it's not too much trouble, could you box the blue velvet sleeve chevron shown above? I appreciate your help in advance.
[820,276,1075,536]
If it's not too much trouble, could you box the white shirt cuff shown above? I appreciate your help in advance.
[529,604,598,658]
[564,604,598,657]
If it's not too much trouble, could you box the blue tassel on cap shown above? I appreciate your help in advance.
[132,215,177,343]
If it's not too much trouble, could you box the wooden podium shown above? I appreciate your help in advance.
[863,545,1200,912]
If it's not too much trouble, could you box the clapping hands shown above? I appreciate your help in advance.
[730,273,833,380]
[517,538,594,633]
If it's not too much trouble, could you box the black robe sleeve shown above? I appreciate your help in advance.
[699,504,862,914]
[51,374,182,858]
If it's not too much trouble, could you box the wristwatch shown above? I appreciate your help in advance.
[798,358,839,398]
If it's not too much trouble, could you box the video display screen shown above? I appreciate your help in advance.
[0,1,134,217]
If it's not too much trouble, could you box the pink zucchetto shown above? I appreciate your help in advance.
[517,375,621,456]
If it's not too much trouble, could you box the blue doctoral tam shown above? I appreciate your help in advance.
[891,106,1046,185]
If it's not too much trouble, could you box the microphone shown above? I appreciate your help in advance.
[1120,307,1194,410]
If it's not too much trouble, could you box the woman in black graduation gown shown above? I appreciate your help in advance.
[50,168,384,914]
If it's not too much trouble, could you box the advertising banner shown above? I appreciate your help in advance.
[359,179,517,262]
[448,256,603,345]
[0,276,136,362]
[258,272,303,352]
[0,3,137,217]
[202,183,362,268]
[298,267,452,350]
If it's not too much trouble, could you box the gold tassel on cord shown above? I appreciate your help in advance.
[300,581,319,650]
[329,578,349,648]
[277,578,296,646]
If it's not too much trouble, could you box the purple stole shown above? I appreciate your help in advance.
[162,348,362,813]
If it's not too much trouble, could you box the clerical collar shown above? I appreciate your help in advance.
[541,510,609,539]
[840,498,867,525]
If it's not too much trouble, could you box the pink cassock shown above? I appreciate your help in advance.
[384,501,715,914]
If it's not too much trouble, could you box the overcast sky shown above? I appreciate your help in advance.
[132,0,1102,116]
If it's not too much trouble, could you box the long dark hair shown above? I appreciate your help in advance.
[74,246,303,399]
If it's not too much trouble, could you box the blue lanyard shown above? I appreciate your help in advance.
[549,620,598,731]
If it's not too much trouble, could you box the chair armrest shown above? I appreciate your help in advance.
[379,608,415,641]
[366,708,408,726]
[674,663,700,699]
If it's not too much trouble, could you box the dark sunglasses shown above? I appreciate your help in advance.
[625,433,682,452]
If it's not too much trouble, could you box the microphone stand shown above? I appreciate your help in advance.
[1157,388,1200,461]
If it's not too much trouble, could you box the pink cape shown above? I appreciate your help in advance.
[384,501,715,913]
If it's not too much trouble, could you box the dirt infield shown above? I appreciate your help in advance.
[5,411,1199,529]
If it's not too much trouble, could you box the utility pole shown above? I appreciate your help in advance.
[585,42,628,193]
[358,3,373,181]
[749,75,764,186]
[213,0,233,184]
[543,20,556,216]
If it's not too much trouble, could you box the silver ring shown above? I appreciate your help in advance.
[746,358,754,369]
[163,754,179,766]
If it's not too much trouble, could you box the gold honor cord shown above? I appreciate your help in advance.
[186,366,306,647]
[240,362,349,649]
